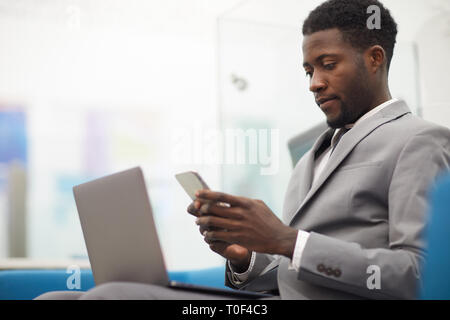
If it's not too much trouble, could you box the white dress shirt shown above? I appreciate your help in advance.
[230,98,398,282]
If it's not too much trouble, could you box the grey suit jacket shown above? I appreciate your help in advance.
[225,100,450,299]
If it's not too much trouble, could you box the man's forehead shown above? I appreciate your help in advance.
[302,29,347,64]
[303,28,343,47]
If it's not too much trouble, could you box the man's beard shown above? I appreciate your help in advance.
[326,99,366,129]
[327,62,373,129]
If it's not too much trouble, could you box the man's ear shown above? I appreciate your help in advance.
[366,45,386,74]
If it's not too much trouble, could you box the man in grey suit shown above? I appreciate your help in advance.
[190,0,450,300]
[36,0,450,300]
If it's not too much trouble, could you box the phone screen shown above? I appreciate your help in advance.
[175,171,209,200]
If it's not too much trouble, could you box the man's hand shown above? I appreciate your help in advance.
[193,190,298,259]
[187,201,251,272]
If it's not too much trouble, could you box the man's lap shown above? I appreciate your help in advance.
[35,282,280,300]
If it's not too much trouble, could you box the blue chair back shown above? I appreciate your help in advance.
[420,172,450,299]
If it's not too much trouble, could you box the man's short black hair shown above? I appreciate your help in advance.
[302,0,398,71]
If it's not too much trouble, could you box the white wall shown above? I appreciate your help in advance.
[416,12,450,127]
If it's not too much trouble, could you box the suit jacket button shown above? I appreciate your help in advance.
[334,269,342,277]
[317,264,325,273]
[325,267,333,276]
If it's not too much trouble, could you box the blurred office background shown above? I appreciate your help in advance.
[0,0,449,271]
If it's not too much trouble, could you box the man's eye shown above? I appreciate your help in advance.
[324,63,336,70]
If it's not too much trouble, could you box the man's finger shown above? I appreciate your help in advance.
[199,225,227,236]
[196,190,249,208]
[204,230,238,244]
[198,203,243,220]
[208,241,229,254]
[199,202,211,215]
[196,215,240,231]
[187,202,200,217]
[199,225,207,235]
[203,234,223,245]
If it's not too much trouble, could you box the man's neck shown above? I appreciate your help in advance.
[368,89,392,113]
[348,90,392,127]
[346,96,397,130]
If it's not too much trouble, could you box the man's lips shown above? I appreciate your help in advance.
[316,96,338,108]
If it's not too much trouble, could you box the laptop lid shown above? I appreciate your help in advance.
[73,167,169,286]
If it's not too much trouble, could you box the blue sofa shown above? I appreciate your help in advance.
[0,266,226,300]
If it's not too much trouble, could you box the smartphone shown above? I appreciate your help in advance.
[175,171,210,201]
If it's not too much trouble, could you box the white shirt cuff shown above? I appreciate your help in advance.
[228,251,256,284]
[288,230,310,272]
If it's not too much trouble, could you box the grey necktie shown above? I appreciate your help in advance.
[330,127,350,155]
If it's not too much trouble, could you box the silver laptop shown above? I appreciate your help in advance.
[73,167,271,298]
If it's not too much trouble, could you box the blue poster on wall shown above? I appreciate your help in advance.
[0,109,27,257]
[0,110,27,164]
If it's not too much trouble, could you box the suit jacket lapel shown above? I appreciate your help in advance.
[301,128,335,197]
[287,100,411,226]
[282,128,334,224]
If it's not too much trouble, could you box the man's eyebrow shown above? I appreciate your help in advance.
[303,54,338,68]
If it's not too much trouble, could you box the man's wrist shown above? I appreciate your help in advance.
[276,227,299,259]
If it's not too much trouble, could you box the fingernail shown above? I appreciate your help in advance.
[195,218,200,225]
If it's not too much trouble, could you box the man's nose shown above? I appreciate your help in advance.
[309,72,327,93]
